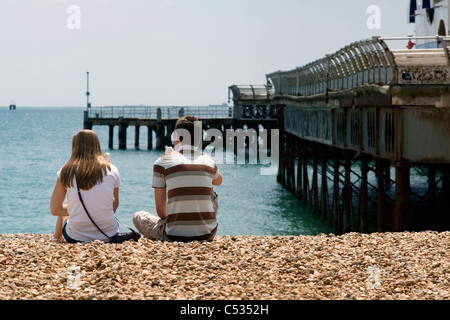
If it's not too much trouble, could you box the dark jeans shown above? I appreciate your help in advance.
[62,221,82,244]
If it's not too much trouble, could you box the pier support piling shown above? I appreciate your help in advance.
[359,155,369,233]
[376,158,386,232]
[296,137,303,201]
[302,144,309,207]
[312,150,319,214]
[135,126,140,148]
[342,153,353,233]
[393,163,412,231]
[320,155,329,222]
[118,117,128,150]
[108,125,114,149]
[428,165,436,201]
[288,134,296,194]
[278,132,286,187]
[442,165,450,205]
[332,151,341,231]
[83,111,93,130]
[147,126,153,150]
[155,124,164,151]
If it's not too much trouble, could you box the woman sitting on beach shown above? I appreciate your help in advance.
[50,129,121,243]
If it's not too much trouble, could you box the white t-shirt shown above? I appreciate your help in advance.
[58,164,121,242]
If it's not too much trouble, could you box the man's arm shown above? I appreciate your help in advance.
[212,163,223,186]
[212,172,223,186]
[154,187,167,219]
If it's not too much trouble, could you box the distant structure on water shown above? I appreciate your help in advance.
[9,100,16,110]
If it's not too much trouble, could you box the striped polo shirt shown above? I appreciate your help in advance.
[152,145,220,242]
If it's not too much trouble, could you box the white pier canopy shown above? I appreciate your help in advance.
[228,84,275,102]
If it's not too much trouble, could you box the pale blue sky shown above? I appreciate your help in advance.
[0,0,415,107]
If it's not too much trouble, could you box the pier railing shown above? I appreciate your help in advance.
[87,105,233,120]
[267,36,450,96]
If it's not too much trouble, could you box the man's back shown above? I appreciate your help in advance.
[152,145,220,242]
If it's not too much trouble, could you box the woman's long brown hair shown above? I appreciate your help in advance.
[59,130,110,190]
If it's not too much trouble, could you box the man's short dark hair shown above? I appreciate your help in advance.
[175,116,202,147]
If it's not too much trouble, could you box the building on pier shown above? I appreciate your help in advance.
[410,0,450,48]
[227,84,277,130]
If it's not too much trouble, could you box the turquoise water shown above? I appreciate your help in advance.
[0,107,335,236]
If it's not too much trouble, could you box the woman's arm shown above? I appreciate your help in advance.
[50,179,69,217]
[113,187,119,213]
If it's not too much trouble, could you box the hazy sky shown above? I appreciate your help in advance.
[0,0,415,107]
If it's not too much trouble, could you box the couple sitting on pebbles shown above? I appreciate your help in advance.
[50,115,222,244]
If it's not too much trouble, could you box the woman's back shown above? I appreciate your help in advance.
[50,130,121,243]
[61,164,121,242]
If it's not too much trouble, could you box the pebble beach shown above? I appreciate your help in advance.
[0,231,449,301]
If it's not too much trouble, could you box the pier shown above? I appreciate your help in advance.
[249,36,450,233]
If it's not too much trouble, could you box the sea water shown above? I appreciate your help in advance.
[0,107,335,236]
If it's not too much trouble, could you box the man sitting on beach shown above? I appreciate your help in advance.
[133,115,222,242]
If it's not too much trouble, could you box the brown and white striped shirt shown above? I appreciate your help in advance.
[152,145,220,242]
